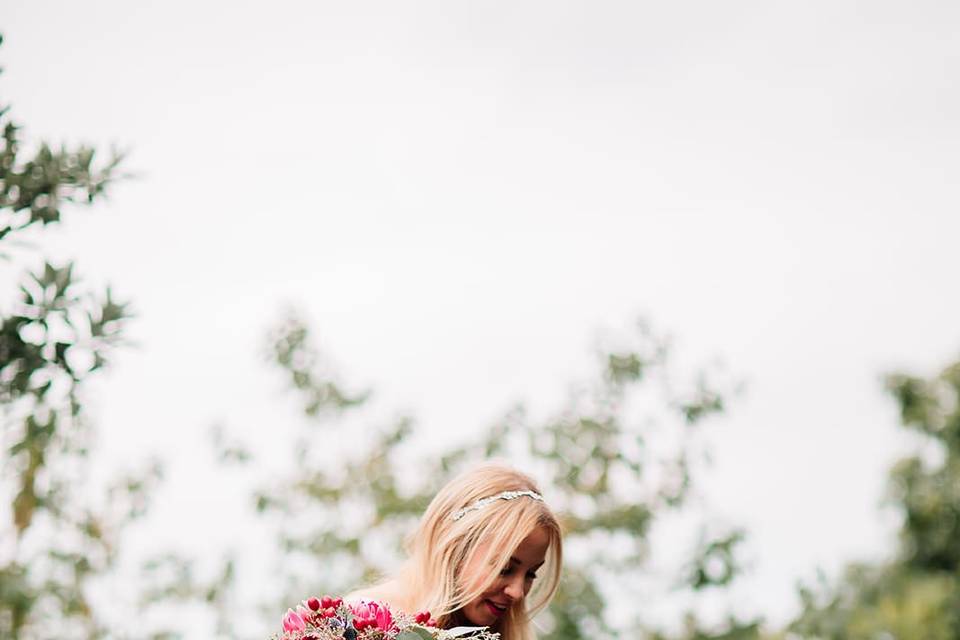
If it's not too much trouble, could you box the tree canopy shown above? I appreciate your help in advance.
[0,33,152,638]
[250,312,750,639]
[788,360,960,639]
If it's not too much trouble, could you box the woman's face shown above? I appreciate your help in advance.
[459,526,550,628]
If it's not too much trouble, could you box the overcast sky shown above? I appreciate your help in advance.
[6,1,960,636]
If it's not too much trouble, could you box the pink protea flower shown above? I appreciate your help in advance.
[374,604,394,631]
[283,608,306,633]
[349,600,395,632]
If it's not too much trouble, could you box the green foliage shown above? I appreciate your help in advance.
[788,359,960,639]
[0,36,164,639]
[686,530,747,591]
[0,45,123,245]
[648,614,776,640]
[255,313,745,639]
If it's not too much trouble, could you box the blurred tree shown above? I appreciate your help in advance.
[0,34,167,639]
[788,359,960,639]
[253,313,752,639]
[648,614,778,640]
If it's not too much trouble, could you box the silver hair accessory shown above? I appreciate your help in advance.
[450,489,544,521]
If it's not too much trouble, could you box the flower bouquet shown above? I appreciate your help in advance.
[272,595,500,640]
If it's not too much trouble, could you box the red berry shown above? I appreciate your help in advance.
[320,595,333,609]
[307,597,321,611]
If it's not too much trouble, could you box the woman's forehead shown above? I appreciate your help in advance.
[473,525,551,565]
[512,526,550,564]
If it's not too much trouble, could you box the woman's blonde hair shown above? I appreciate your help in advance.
[387,462,563,640]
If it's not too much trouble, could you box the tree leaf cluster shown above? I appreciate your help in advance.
[253,314,748,639]
[0,38,168,639]
[0,36,123,247]
[788,360,960,639]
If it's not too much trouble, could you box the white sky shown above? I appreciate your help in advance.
[5,1,960,636]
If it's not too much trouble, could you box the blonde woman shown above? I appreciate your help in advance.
[346,462,563,640]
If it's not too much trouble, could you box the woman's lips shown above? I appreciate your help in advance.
[484,600,507,617]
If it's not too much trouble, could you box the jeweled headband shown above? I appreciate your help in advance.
[450,489,544,521]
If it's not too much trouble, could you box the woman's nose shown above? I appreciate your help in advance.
[503,576,525,601]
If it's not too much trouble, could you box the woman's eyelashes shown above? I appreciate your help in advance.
[498,566,538,581]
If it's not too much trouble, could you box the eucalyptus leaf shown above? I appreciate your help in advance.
[411,628,439,640]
